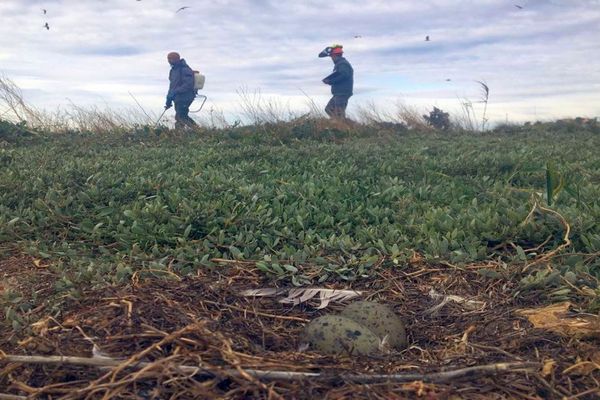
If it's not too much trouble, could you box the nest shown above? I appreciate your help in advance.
[1,255,599,399]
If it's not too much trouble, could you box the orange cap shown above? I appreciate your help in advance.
[331,46,343,55]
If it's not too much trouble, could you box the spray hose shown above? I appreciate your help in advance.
[190,94,207,113]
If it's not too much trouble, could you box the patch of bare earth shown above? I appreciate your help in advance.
[1,256,599,399]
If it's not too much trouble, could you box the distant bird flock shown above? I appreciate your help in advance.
[37,0,529,80]
[41,2,192,31]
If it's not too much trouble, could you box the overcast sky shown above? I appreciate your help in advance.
[1,0,599,124]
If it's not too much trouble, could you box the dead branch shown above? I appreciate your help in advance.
[0,355,538,384]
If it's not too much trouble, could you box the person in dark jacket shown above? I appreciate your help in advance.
[319,45,353,119]
[165,52,197,129]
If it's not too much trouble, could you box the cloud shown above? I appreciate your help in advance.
[0,0,599,123]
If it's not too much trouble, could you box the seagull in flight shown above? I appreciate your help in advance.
[176,6,190,13]
[44,22,50,30]
[354,35,362,38]
[42,9,47,14]
[425,35,430,41]
[514,4,523,9]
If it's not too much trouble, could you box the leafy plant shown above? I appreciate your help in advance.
[1,125,599,291]
[423,107,450,131]
[545,161,565,206]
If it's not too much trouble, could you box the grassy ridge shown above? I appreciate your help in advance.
[1,128,599,287]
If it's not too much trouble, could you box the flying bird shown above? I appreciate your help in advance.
[514,4,523,9]
[176,6,190,13]
[425,35,430,41]
[445,78,452,81]
[44,22,49,30]
[354,35,362,39]
[42,9,47,14]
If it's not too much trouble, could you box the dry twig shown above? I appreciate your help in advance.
[0,355,538,383]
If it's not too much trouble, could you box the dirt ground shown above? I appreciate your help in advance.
[1,254,599,399]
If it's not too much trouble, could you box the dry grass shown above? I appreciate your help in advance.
[0,75,47,128]
[0,76,155,134]
[355,100,435,132]
[236,87,302,125]
[2,75,494,134]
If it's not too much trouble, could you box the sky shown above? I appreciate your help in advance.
[1,0,599,125]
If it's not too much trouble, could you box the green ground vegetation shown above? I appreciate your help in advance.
[1,120,599,290]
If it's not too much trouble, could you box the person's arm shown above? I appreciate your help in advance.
[327,64,351,84]
[166,87,174,109]
[322,71,340,84]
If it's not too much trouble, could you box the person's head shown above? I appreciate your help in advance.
[330,46,343,61]
[167,52,181,65]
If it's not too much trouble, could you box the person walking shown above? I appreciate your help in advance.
[165,52,197,129]
[319,44,354,119]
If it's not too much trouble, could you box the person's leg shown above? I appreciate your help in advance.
[325,95,349,119]
[334,95,349,119]
[174,100,187,129]
[175,97,197,129]
[325,96,336,117]
[182,97,197,126]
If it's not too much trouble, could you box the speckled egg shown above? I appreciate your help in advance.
[303,315,381,356]
[340,301,407,350]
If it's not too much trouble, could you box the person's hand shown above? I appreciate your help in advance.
[164,102,172,110]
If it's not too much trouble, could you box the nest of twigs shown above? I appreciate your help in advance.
[1,255,599,399]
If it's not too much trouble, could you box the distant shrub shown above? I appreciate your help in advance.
[423,107,450,131]
[491,123,525,135]
[519,118,599,135]
[0,119,34,143]
[372,121,408,135]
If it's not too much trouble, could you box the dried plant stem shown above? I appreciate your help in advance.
[0,394,27,400]
[0,355,538,384]
[476,80,490,130]
[523,201,572,271]
[202,299,310,322]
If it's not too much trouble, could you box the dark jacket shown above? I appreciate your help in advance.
[167,59,196,101]
[324,57,353,96]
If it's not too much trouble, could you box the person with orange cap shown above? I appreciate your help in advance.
[165,52,197,129]
[319,45,354,119]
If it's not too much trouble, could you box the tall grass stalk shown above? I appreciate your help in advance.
[476,80,490,131]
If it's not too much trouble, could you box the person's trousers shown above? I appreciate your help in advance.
[325,94,351,119]
[174,96,197,129]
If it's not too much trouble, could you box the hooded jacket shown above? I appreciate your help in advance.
[324,56,353,96]
[167,59,196,101]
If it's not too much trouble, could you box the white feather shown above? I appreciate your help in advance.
[240,287,363,309]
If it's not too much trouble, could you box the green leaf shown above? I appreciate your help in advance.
[283,264,298,273]
[229,246,243,260]
[256,261,271,274]
[516,246,527,261]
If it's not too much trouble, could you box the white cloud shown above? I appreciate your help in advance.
[0,0,599,123]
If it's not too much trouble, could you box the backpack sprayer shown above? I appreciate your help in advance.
[190,70,206,113]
